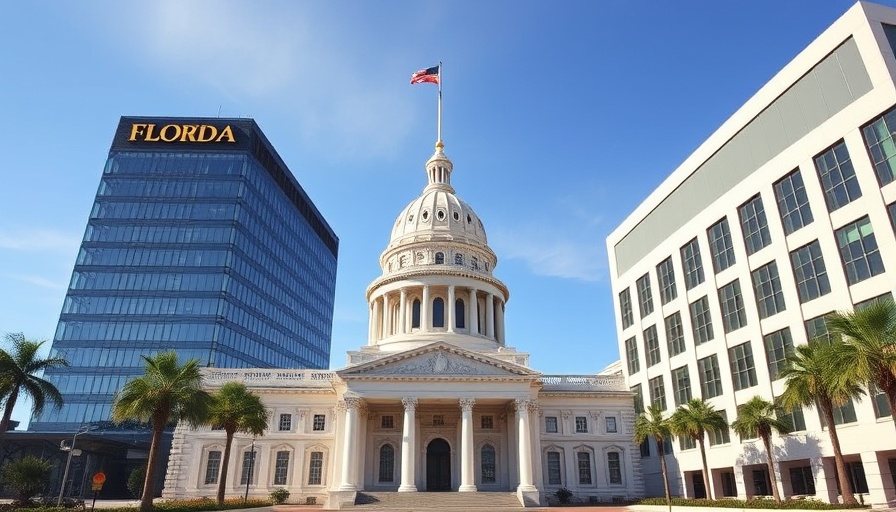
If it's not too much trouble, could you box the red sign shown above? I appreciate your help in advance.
[92,472,106,485]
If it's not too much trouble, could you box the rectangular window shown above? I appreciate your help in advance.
[577,452,593,485]
[846,461,869,494]
[656,257,678,305]
[776,405,806,432]
[278,413,292,432]
[637,274,654,318]
[680,435,696,450]
[764,328,794,380]
[381,415,394,429]
[606,416,617,433]
[739,195,772,255]
[689,296,714,344]
[790,240,831,303]
[729,341,758,391]
[433,414,445,426]
[836,216,885,285]
[640,440,651,457]
[547,451,562,485]
[575,416,588,433]
[649,376,667,411]
[856,293,894,310]
[707,218,736,273]
[607,452,622,484]
[752,261,786,318]
[307,451,323,485]
[830,400,858,425]
[872,386,892,418]
[481,415,494,429]
[631,384,644,414]
[644,325,661,367]
[815,141,862,211]
[709,411,730,446]
[718,280,747,333]
[790,466,816,496]
[774,169,814,234]
[625,337,640,375]
[681,238,705,289]
[665,312,686,357]
[672,365,692,407]
[546,416,559,433]
[274,450,290,486]
[889,202,896,233]
[805,314,834,344]
[312,414,326,431]
[698,355,723,398]
[240,450,256,485]
[619,288,634,329]
[204,450,222,485]
[863,107,896,186]
[721,471,738,497]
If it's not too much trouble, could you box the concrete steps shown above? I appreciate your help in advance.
[352,491,523,510]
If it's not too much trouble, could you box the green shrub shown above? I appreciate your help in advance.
[270,488,290,504]
[127,466,147,499]
[0,456,53,503]
[635,497,868,509]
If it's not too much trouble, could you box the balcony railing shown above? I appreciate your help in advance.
[201,369,336,388]
[538,375,627,391]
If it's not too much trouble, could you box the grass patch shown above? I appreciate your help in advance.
[635,498,868,509]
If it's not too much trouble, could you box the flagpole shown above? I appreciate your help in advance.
[437,61,442,145]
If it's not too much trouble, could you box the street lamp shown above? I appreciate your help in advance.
[58,424,98,506]
[243,437,256,502]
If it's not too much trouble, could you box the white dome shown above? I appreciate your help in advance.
[389,190,487,249]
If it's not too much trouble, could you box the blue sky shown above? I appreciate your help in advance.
[1,0,891,427]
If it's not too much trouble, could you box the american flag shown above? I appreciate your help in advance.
[410,65,440,85]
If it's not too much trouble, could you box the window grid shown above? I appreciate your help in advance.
[739,195,772,255]
[649,376,667,411]
[689,296,714,345]
[608,452,622,484]
[381,415,394,429]
[763,328,794,380]
[204,451,222,485]
[707,218,736,273]
[718,280,747,333]
[278,413,292,431]
[308,451,323,485]
[240,450,256,485]
[681,238,705,290]
[631,384,644,414]
[577,452,592,485]
[776,405,807,432]
[709,411,730,446]
[698,355,723,398]
[575,416,588,433]
[805,314,834,345]
[729,342,758,391]
[672,365,692,407]
[619,288,634,329]
[814,141,862,212]
[481,445,496,483]
[872,386,892,419]
[637,274,654,318]
[606,417,617,433]
[656,257,678,305]
[379,445,394,482]
[644,325,661,367]
[546,416,559,433]
[665,312,686,357]
[625,337,640,375]
[830,400,858,425]
[274,450,290,485]
[836,216,885,285]
[481,415,494,429]
[312,414,326,431]
[547,451,562,485]
[791,241,831,303]
[774,170,814,234]
[862,108,896,186]
[752,261,786,319]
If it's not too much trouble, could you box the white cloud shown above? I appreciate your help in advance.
[0,229,81,252]
[491,225,606,283]
[5,274,68,291]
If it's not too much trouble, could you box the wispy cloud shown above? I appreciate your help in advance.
[491,225,606,282]
[5,274,68,291]
[0,229,81,252]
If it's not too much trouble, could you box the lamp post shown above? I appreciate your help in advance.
[58,424,97,506]
[243,438,256,502]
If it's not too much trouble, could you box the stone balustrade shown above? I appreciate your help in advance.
[201,368,336,388]
[538,374,626,391]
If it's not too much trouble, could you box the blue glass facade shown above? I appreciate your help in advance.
[31,117,338,431]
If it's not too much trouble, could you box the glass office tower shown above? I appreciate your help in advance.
[31,117,338,431]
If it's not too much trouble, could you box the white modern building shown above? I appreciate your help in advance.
[607,1,896,507]
[162,141,643,508]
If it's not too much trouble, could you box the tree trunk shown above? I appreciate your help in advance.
[697,434,713,499]
[657,436,671,506]
[141,425,166,512]
[761,431,782,503]
[0,387,20,449]
[821,401,856,505]
[217,430,235,505]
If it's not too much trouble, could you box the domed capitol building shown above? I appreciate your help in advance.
[161,140,641,508]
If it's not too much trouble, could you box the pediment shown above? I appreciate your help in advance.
[338,342,539,380]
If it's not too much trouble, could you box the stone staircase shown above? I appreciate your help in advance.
[351,491,524,510]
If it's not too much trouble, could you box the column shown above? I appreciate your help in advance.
[399,398,418,492]
[383,294,392,338]
[421,285,430,332]
[496,300,505,345]
[469,288,478,335]
[367,303,374,343]
[515,399,536,492]
[339,397,361,491]
[862,451,891,507]
[459,398,477,492]
[447,286,456,333]
[372,299,381,342]
[399,288,408,334]
[485,293,495,339]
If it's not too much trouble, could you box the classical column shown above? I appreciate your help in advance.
[399,397,418,492]
[399,288,408,334]
[383,294,392,338]
[367,303,374,343]
[469,288,478,335]
[496,300,505,345]
[459,398,477,492]
[339,397,361,491]
[372,298,381,342]
[485,292,495,339]
[447,285,456,333]
[421,285,430,332]
[515,399,537,492]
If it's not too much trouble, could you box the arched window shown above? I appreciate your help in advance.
[435,252,444,264]
[471,257,479,270]
[455,253,464,265]
[412,299,421,328]
[455,299,466,329]
[379,444,395,482]
[433,298,445,328]
[481,444,496,483]
[400,255,408,268]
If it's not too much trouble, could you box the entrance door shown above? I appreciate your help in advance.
[426,438,451,491]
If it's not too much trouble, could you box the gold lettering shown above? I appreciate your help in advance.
[128,124,147,141]
[197,125,218,142]
[144,124,160,142]
[216,125,236,143]
[159,124,181,142]
[180,125,199,142]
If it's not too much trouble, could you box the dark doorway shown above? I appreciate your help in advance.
[426,438,451,491]
[691,472,707,499]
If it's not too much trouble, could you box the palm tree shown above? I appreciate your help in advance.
[207,382,268,505]
[730,396,791,503]
[0,333,68,449]
[826,301,896,431]
[779,340,864,506]
[112,352,211,512]
[670,398,728,500]
[634,405,673,506]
